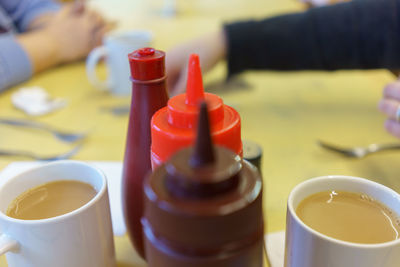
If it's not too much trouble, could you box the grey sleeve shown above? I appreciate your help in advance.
[1,0,60,32]
[0,33,32,91]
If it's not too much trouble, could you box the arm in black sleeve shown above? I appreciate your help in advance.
[224,0,400,76]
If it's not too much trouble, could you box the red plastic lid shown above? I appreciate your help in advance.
[151,54,242,164]
[128,47,165,80]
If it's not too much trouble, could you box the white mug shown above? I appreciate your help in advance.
[0,160,116,267]
[284,175,400,267]
[86,30,153,95]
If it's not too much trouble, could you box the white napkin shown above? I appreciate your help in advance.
[0,161,286,265]
[11,87,67,116]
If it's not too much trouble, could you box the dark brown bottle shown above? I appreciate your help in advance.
[122,47,169,259]
[142,102,264,266]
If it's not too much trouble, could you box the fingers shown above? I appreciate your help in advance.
[105,20,117,32]
[383,82,400,101]
[92,26,107,47]
[380,81,400,139]
[59,4,75,17]
[91,21,115,48]
[166,60,187,96]
[78,8,108,49]
[380,81,400,120]
[378,99,399,121]
[88,10,106,28]
[72,0,85,15]
[384,119,400,139]
[171,73,187,96]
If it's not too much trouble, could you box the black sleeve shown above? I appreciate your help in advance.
[224,0,400,76]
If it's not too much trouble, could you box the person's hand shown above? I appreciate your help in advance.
[378,82,400,138]
[17,3,109,73]
[166,30,227,95]
[41,3,108,63]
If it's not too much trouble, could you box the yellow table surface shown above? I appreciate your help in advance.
[1,0,399,266]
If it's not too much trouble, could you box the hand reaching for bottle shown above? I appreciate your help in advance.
[166,31,227,95]
[378,82,400,139]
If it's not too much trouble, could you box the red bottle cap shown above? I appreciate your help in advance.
[128,47,165,81]
[151,54,242,167]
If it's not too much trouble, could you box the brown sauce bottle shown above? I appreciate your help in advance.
[142,102,264,266]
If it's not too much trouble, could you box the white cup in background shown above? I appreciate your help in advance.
[0,161,116,267]
[284,175,400,267]
[86,30,153,95]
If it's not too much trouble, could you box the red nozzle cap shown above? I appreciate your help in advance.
[185,54,205,106]
[166,54,223,129]
[150,54,242,167]
[128,47,165,80]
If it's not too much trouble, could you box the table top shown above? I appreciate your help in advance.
[0,0,399,266]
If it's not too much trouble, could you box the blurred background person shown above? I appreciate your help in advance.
[0,0,108,92]
[166,0,400,95]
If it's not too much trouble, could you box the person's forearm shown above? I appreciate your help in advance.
[17,30,60,74]
[224,0,400,75]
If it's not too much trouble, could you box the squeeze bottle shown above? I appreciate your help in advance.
[143,102,264,266]
[150,54,242,168]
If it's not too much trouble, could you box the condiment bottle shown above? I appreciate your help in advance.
[150,54,242,168]
[243,139,263,173]
[143,102,264,267]
[122,47,169,259]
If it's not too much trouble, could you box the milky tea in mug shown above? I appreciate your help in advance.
[296,190,400,244]
[6,180,97,220]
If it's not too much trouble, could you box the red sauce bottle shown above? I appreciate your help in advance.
[150,54,242,168]
[122,47,169,259]
[143,102,264,266]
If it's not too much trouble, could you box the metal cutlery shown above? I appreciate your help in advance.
[101,105,130,116]
[318,140,400,158]
[0,118,87,143]
[0,143,83,161]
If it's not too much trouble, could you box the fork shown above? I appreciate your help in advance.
[0,143,83,161]
[0,118,87,143]
[100,105,130,116]
[318,140,400,158]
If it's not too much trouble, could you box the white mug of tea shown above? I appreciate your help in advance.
[285,175,400,267]
[0,161,116,267]
[86,30,153,95]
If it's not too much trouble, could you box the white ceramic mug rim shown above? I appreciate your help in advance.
[0,160,107,225]
[104,30,153,44]
[288,175,400,248]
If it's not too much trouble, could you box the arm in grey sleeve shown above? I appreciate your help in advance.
[1,0,60,32]
[0,33,32,91]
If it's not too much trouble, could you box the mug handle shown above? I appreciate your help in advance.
[0,234,19,255]
[86,46,112,91]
